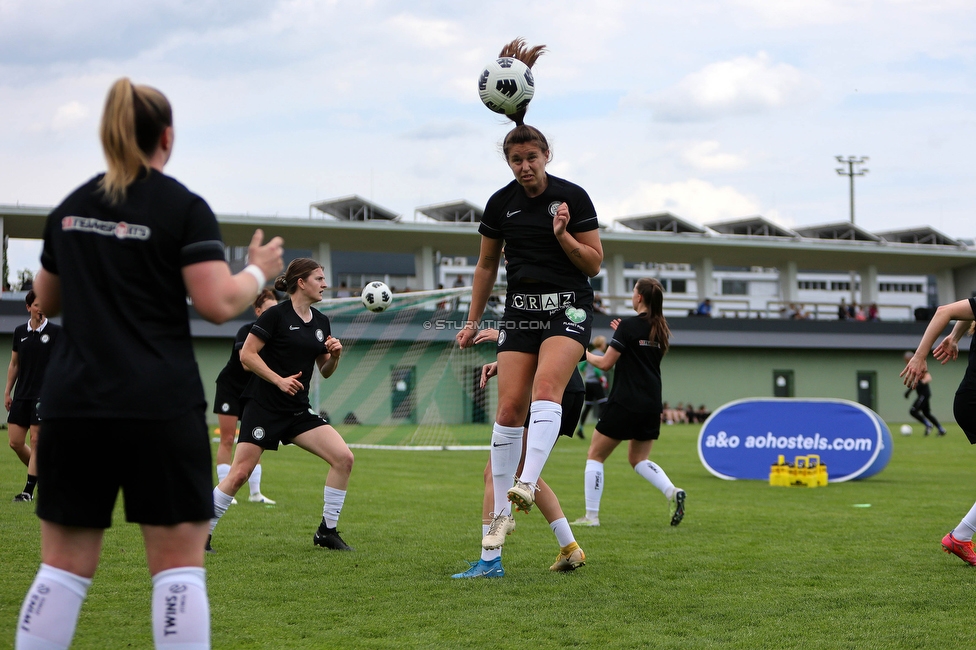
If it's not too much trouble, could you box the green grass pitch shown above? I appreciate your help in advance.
[2,422,976,648]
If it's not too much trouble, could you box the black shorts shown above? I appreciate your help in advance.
[522,390,585,438]
[7,398,40,427]
[35,410,214,528]
[496,288,592,354]
[954,389,976,444]
[596,403,662,442]
[238,400,329,451]
[583,381,606,405]
[212,382,243,417]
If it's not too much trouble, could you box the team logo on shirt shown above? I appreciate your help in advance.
[315,329,324,342]
[252,427,266,441]
[564,307,586,324]
[61,216,151,240]
[40,334,50,344]
[638,340,662,348]
[221,402,230,413]
[548,201,562,216]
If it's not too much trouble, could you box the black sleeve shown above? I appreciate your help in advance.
[180,197,226,267]
[40,211,59,275]
[234,323,252,350]
[11,326,23,353]
[608,319,633,354]
[478,191,504,240]
[250,307,280,343]
[567,187,598,234]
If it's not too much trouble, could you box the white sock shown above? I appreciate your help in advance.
[490,423,524,517]
[634,460,675,497]
[247,464,262,496]
[323,486,346,529]
[215,463,230,483]
[209,488,234,535]
[518,400,562,485]
[549,517,576,548]
[584,459,604,516]
[481,524,501,562]
[16,563,91,650]
[151,567,210,649]
[953,500,976,541]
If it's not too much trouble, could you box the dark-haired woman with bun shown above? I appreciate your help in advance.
[213,288,279,505]
[16,77,284,650]
[208,258,355,553]
[457,39,603,554]
[571,279,686,529]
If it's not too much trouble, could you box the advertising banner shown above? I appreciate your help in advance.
[698,398,892,482]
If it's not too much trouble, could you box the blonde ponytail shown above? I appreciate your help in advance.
[98,78,172,204]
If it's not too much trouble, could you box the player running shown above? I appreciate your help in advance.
[213,288,279,505]
[456,39,603,547]
[572,278,686,528]
[902,299,976,565]
[903,351,946,436]
[5,290,61,502]
[14,77,283,650]
[208,258,355,552]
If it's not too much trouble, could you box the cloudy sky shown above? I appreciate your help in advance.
[1,0,973,279]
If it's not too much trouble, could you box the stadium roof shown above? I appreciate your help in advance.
[875,226,963,247]
[616,212,707,234]
[414,200,483,223]
[309,195,399,221]
[706,216,799,239]
[794,222,882,242]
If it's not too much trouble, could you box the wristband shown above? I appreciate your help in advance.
[243,264,266,289]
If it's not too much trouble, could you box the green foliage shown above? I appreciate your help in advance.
[2,424,975,648]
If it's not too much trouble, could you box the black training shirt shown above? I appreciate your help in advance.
[606,315,664,414]
[958,298,976,395]
[11,320,61,401]
[39,170,226,418]
[480,174,598,291]
[215,322,254,396]
[242,300,332,413]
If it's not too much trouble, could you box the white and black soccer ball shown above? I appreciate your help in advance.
[361,281,393,313]
[899,424,913,436]
[478,57,535,116]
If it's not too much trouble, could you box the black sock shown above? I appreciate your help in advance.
[24,474,38,496]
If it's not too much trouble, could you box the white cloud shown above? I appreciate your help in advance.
[681,141,747,171]
[650,52,819,122]
[51,100,90,131]
[383,13,461,49]
[608,179,761,223]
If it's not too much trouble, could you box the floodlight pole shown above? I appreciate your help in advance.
[835,156,869,224]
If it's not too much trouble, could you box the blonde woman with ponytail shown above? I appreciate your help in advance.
[571,278,687,529]
[16,78,283,650]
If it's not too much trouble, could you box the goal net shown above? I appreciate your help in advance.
[311,286,500,449]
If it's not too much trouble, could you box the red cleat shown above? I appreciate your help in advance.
[942,533,976,566]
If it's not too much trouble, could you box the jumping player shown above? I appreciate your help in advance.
[15,77,283,650]
[208,258,355,552]
[456,39,603,547]
[572,279,686,528]
[213,288,279,504]
[5,290,61,502]
[903,351,946,436]
[452,330,586,578]
[902,300,976,565]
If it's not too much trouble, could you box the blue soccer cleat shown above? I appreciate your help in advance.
[451,557,504,579]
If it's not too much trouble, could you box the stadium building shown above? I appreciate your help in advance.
[2,199,975,428]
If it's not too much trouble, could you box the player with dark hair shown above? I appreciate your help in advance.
[457,39,603,550]
[208,257,355,553]
[5,289,61,502]
[572,278,686,528]
[213,288,279,504]
[902,350,946,436]
[903,303,976,564]
[15,77,284,650]
[452,330,586,578]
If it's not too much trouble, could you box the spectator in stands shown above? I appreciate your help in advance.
[696,404,711,423]
[593,293,608,315]
[695,298,712,317]
[684,403,696,424]
[335,281,352,298]
[838,298,850,320]
[849,301,861,320]
[868,303,880,321]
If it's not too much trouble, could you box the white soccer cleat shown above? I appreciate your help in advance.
[570,515,600,527]
[507,479,538,513]
[248,493,276,504]
[482,513,516,550]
